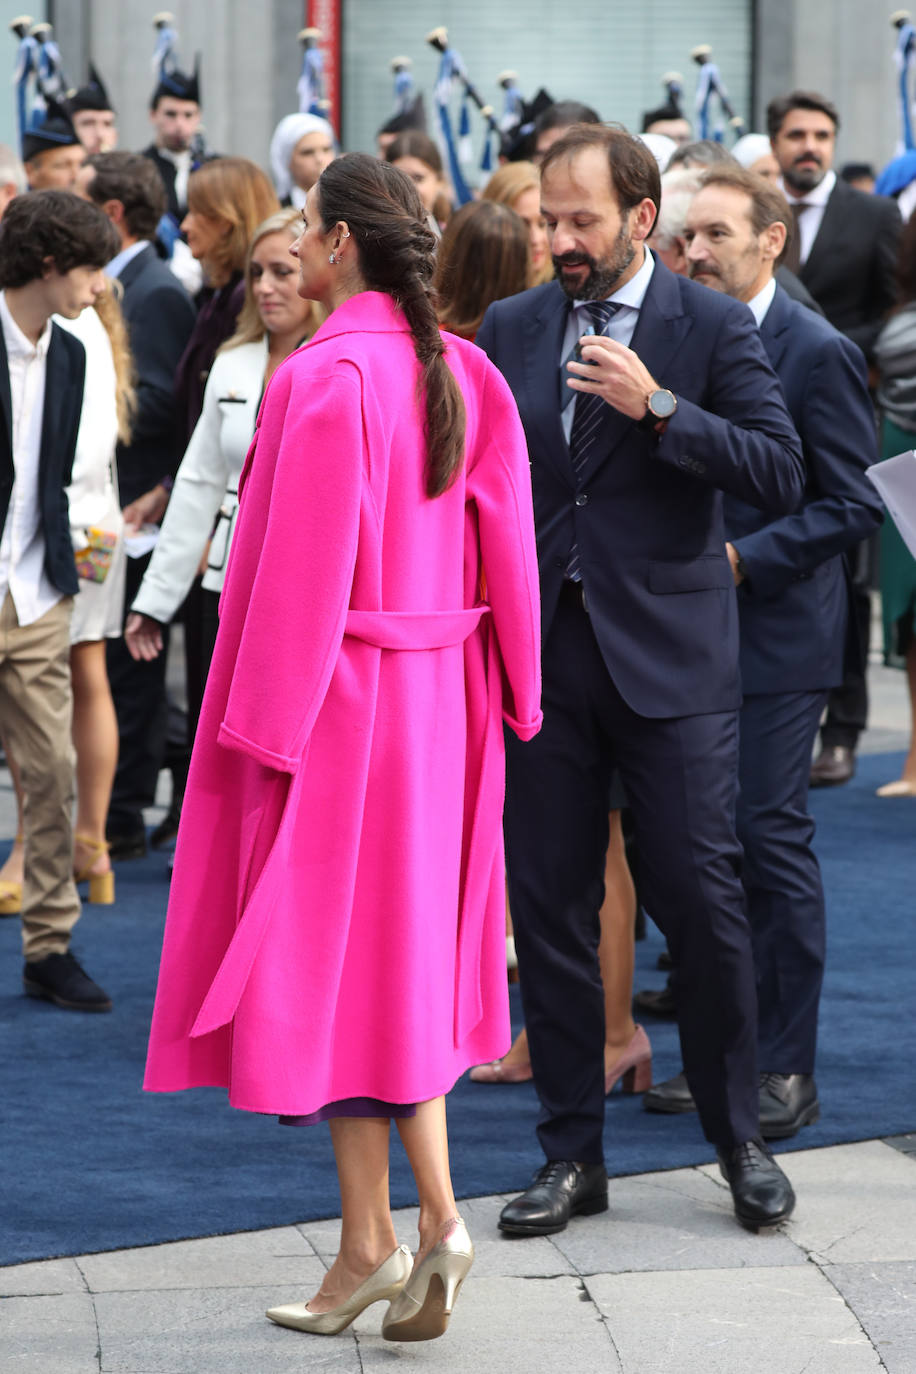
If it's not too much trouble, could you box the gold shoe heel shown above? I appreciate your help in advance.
[382,1218,473,1343]
[87,870,115,905]
[0,879,23,916]
[266,1243,411,1335]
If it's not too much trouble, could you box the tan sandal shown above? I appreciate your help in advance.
[0,831,24,915]
[73,834,115,905]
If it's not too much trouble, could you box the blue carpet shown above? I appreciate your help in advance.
[2,750,915,1265]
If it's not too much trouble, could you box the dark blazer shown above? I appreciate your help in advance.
[798,179,902,361]
[141,144,218,222]
[0,321,85,597]
[726,284,884,694]
[115,243,197,507]
[476,261,805,719]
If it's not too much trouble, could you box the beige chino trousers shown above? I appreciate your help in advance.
[0,592,81,960]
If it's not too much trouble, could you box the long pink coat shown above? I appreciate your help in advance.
[143,291,542,1114]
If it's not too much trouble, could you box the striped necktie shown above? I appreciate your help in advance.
[566,300,620,582]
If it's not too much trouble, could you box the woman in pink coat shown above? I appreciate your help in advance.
[143,153,542,1342]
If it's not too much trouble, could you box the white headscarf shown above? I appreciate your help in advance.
[269,112,336,202]
[638,132,677,174]
[731,133,774,171]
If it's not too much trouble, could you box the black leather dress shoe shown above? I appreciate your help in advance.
[758,1073,820,1140]
[106,828,147,861]
[23,951,112,1012]
[717,1137,796,1230]
[499,1161,608,1236]
[632,979,678,1018]
[643,1070,696,1113]
[809,745,855,788]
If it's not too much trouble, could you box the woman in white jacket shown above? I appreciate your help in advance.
[125,209,321,692]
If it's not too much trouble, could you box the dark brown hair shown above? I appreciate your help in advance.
[317,152,466,498]
[697,163,794,264]
[186,157,280,283]
[384,130,444,176]
[766,91,840,139]
[85,151,166,241]
[540,122,661,220]
[0,189,120,288]
[434,201,530,339]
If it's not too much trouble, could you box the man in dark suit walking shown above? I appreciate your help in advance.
[768,90,902,787]
[644,166,883,1133]
[0,189,120,1010]
[477,125,805,1235]
[81,152,197,857]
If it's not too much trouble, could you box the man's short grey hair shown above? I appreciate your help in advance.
[651,167,706,250]
[0,144,27,195]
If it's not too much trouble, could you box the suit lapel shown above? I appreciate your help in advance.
[759,283,793,372]
[799,181,845,286]
[39,327,77,491]
[578,259,692,483]
[523,284,575,488]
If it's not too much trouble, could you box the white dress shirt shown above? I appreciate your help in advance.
[560,248,656,441]
[779,169,836,268]
[745,277,777,329]
[0,292,61,626]
[107,238,150,280]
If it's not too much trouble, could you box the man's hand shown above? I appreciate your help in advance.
[725,542,745,586]
[124,612,164,662]
[123,483,170,533]
[566,335,659,422]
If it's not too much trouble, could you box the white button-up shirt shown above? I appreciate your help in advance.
[779,169,836,268]
[0,291,62,626]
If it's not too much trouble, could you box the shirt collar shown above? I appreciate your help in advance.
[0,289,53,361]
[745,276,777,328]
[779,167,836,207]
[574,246,656,314]
[107,238,150,279]
[157,145,192,170]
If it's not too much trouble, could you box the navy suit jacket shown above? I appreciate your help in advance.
[0,321,85,597]
[115,244,197,507]
[476,259,805,719]
[726,284,883,694]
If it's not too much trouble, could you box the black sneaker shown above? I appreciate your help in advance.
[23,951,112,1012]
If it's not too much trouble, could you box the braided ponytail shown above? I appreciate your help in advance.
[317,154,466,497]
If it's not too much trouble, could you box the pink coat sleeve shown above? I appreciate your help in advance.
[217,361,364,772]
[471,363,543,740]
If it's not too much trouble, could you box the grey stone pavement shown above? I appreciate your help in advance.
[2,634,915,1373]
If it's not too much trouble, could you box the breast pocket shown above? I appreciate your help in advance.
[647,557,733,594]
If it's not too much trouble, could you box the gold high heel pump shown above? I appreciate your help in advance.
[266,1243,411,1335]
[382,1217,473,1343]
[73,835,115,905]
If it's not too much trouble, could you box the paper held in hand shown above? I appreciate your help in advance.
[866,450,916,560]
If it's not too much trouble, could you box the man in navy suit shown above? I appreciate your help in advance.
[0,189,120,1010]
[477,125,805,1234]
[644,166,882,1133]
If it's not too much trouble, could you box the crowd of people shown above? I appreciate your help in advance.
[1,47,913,1345]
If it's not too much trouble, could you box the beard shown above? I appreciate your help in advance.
[783,158,826,194]
[553,219,636,301]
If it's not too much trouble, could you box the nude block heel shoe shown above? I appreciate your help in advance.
[73,836,115,905]
[605,1024,653,1095]
[266,1243,411,1335]
[382,1217,473,1343]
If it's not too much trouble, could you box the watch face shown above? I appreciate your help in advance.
[650,388,677,419]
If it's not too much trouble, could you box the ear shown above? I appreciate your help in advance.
[631,197,659,245]
[102,198,125,227]
[40,254,57,281]
[332,219,351,251]
[761,220,786,263]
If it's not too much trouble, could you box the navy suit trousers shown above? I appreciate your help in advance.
[505,586,760,1160]
[738,689,828,1074]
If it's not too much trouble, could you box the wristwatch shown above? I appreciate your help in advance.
[638,387,678,433]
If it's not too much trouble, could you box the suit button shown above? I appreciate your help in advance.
[575,493,589,506]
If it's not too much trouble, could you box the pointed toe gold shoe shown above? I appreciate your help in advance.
[266,1242,412,1335]
[381,1217,473,1343]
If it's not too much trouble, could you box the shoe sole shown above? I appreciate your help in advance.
[643,1094,696,1114]
[23,980,112,1012]
[498,1193,609,1236]
[759,1101,820,1141]
[734,1198,796,1232]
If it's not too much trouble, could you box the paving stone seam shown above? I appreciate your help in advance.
[813,1260,891,1372]
[577,1274,625,1372]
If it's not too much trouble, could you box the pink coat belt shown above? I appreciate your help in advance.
[190,601,502,1048]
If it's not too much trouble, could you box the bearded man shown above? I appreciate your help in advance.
[477,123,806,1236]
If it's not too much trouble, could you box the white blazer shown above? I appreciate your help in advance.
[131,336,268,623]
